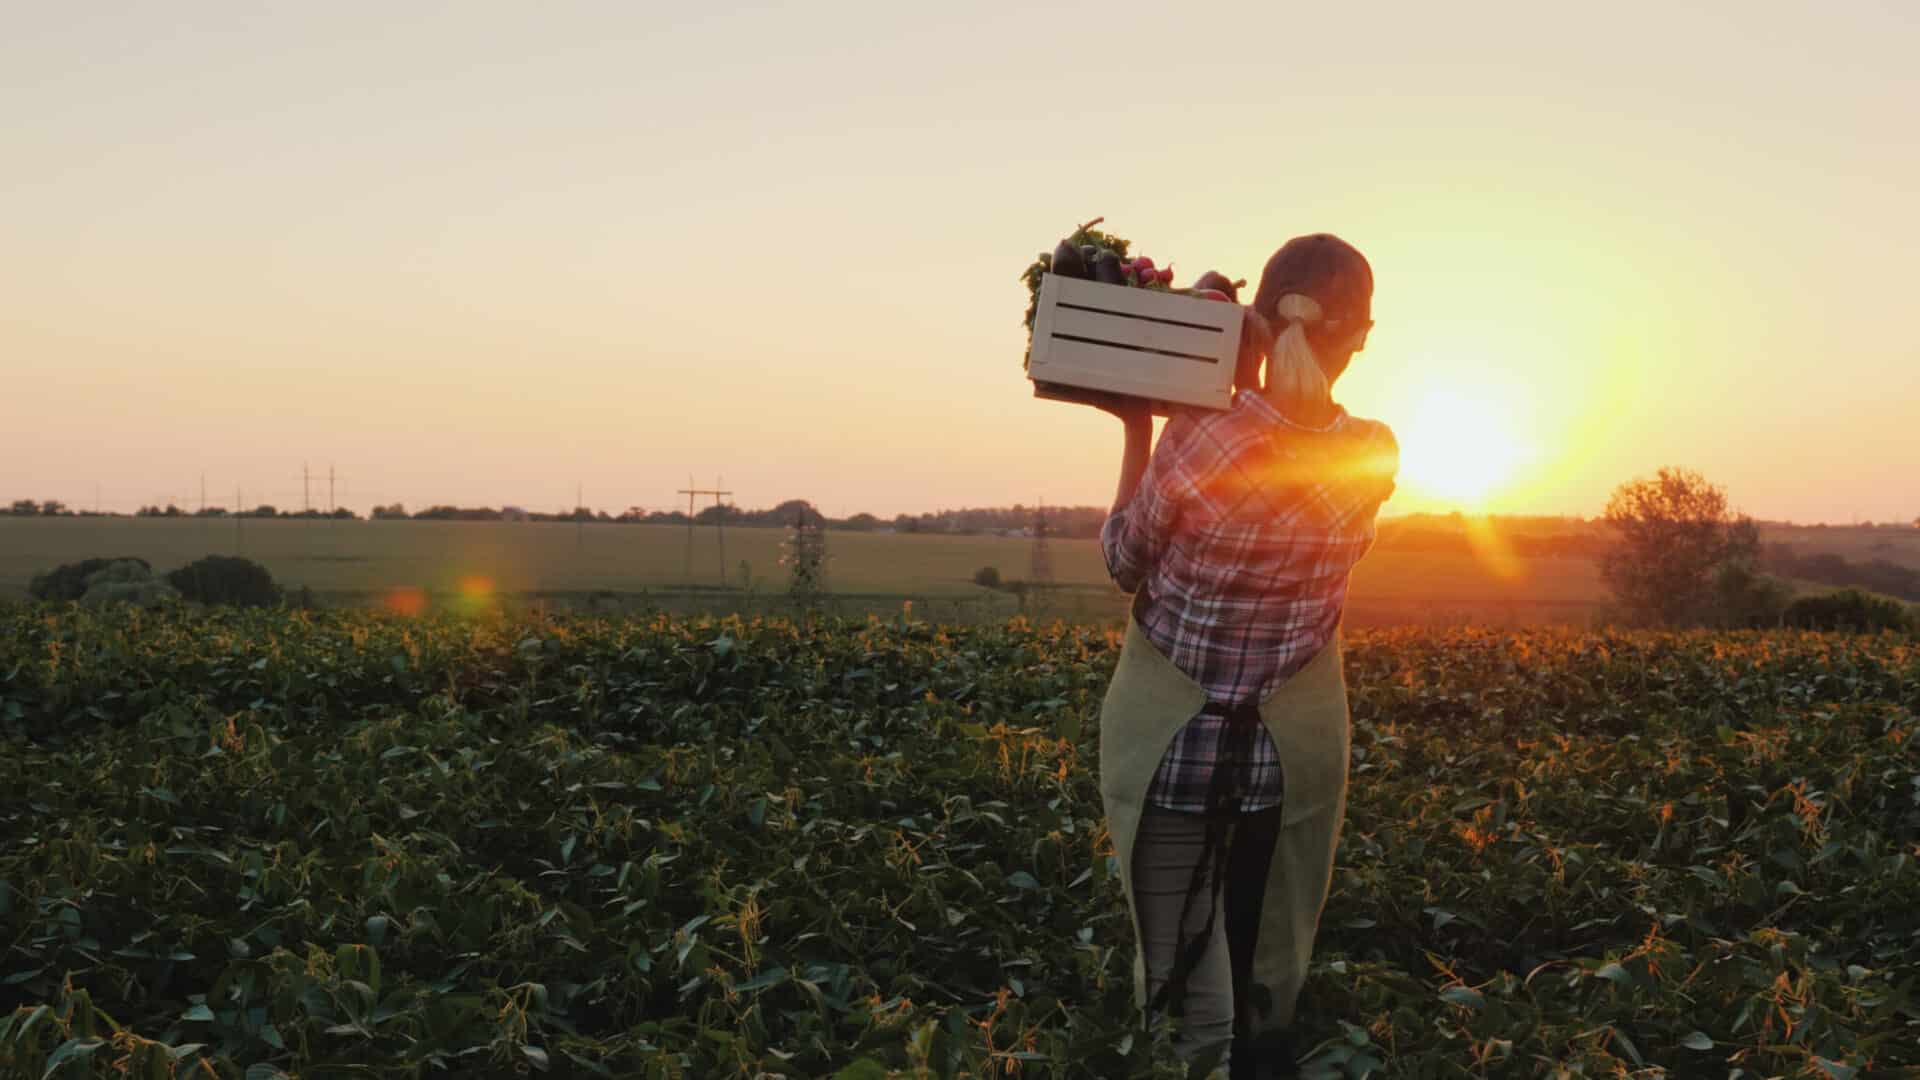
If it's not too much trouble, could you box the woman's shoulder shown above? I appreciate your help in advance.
[1340,413,1398,452]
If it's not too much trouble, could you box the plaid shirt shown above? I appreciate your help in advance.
[1103,391,1397,813]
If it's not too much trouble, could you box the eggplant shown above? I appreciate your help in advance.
[1050,239,1088,280]
[1092,250,1126,285]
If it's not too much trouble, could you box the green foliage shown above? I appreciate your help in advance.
[77,559,180,610]
[1021,217,1132,364]
[1,609,1918,1077]
[1703,561,1794,628]
[1783,587,1915,633]
[28,556,153,602]
[1601,468,1757,625]
[166,555,282,608]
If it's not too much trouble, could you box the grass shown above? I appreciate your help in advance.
[0,517,1613,627]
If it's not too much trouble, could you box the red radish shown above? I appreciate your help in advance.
[1133,255,1155,271]
[1157,267,1174,285]
[1192,288,1231,302]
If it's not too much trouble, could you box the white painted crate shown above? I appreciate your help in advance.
[1028,272,1245,412]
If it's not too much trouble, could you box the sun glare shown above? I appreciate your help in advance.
[1396,389,1529,507]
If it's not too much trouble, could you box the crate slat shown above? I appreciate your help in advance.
[1028,273,1243,411]
[1046,303,1229,362]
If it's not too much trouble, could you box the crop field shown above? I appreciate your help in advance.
[2,605,1916,1077]
[0,518,1611,627]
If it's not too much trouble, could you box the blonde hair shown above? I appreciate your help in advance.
[1263,293,1331,408]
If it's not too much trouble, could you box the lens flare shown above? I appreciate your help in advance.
[384,586,428,616]
[453,575,499,616]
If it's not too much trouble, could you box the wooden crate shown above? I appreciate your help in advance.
[1027,272,1244,412]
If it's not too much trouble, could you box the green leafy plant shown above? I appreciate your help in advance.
[166,554,282,608]
[0,608,1915,1076]
[1783,587,1914,633]
[28,556,153,602]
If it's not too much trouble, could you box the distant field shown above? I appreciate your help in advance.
[1760,522,1920,569]
[0,517,1612,626]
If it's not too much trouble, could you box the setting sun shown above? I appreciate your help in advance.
[1395,389,1530,507]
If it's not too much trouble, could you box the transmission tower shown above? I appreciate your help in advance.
[675,476,733,585]
[1030,501,1055,587]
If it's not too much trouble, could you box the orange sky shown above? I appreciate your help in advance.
[4,3,1916,523]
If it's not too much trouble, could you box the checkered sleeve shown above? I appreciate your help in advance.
[1352,422,1400,560]
[1101,421,1194,595]
[1361,421,1400,507]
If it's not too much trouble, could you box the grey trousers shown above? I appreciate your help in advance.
[1130,803,1285,1068]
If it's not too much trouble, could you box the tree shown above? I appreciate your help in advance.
[972,566,1002,589]
[371,504,408,520]
[167,555,281,608]
[30,557,154,602]
[78,560,180,609]
[8,500,38,516]
[1600,467,1758,625]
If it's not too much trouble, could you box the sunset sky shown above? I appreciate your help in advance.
[5,2,1916,523]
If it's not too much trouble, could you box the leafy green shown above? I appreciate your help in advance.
[0,606,1915,1076]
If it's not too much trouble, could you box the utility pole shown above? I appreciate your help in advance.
[235,486,244,555]
[328,466,336,515]
[681,476,696,582]
[304,463,311,515]
[577,481,584,553]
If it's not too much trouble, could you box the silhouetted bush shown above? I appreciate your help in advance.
[79,561,180,609]
[973,566,1003,589]
[166,555,282,608]
[29,557,153,602]
[1782,588,1914,633]
[1702,563,1794,628]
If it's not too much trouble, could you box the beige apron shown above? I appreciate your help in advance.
[1099,614,1351,1033]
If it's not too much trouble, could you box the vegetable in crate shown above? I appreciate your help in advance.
[1020,216,1131,367]
[1192,270,1247,302]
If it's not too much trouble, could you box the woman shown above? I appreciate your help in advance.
[1094,234,1398,1078]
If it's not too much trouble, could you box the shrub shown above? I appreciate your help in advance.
[166,555,282,608]
[1782,588,1914,633]
[972,566,1002,589]
[1703,563,1793,628]
[29,557,153,602]
[78,560,180,609]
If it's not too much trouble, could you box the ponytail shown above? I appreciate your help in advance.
[1264,293,1332,409]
